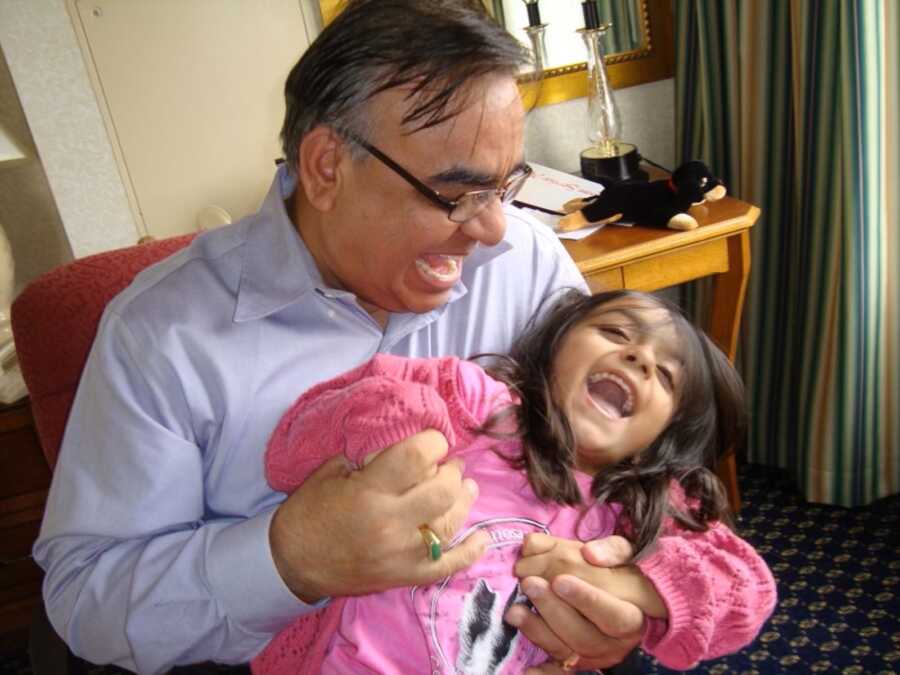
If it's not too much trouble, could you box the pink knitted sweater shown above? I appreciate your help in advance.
[253,354,776,674]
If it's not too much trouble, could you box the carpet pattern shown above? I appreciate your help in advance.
[639,464,900,674]
[4,464,899,674]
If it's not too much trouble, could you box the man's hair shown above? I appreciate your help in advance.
[280,0,530,171]
[484,289,746,557]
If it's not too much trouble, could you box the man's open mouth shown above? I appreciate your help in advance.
[415,254,462,283]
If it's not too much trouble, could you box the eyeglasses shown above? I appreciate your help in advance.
[344,132,533,223]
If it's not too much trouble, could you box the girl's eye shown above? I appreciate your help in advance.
[657,365,675,390]
[598,325,629,341]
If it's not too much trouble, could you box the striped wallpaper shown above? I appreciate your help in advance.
[675,0,898,506]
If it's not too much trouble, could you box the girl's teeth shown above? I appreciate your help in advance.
[587,372,634,415]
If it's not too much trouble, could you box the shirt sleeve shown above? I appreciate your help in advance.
[636,520,777,670]
[33,310,318,675]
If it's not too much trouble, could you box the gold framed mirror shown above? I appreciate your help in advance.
[513,0,674,106]
[317,0,673,108]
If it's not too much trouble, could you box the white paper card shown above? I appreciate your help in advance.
[516,206,604,240]
[514,162,605,238]
[516,162,602,213]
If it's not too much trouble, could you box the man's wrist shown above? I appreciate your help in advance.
[206,508,312,635]
[269,501,325,604]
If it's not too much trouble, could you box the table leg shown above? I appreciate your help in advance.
[709,231,751,361]
[709,231,752,513]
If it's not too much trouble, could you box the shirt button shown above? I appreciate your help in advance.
[327,309,336,319]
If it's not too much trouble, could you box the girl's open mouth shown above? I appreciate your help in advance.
[587,372,634,418]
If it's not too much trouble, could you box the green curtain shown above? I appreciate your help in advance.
[675,0,899,506]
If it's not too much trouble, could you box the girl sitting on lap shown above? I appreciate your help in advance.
[253,289,776,674]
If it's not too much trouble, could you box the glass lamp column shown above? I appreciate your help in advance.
[579,20,622,158]
[521,0,548,75]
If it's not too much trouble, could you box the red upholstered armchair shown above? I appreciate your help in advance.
[12,235,195,469]
[10,234,195,675]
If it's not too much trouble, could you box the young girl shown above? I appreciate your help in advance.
[253,289,776,675]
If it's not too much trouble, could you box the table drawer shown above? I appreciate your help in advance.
[0,400,49,640]
[0,513,42,559]
[0,587,41,635]
[0,505,44,637]
[584,268,624,292]
[0,427,50,499]
[622,238,729,291]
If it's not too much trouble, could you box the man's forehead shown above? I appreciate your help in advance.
[364,77,525,181]
[370,76,523,137]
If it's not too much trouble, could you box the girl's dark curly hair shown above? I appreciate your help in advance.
[481,289,746,558]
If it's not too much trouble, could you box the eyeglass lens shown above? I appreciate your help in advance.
[448,168,531,223]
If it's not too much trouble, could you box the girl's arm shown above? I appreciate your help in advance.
[265,355,457,492]
[265,354,509,492]
[515,534,667,618]
[516,522,776,671]
[634,520,776,670]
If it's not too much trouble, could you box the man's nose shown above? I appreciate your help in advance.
[459,200,506,247]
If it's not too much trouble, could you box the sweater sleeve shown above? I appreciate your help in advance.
[265,355,457,493]
[635,520,777,670]
[444,359,517,441]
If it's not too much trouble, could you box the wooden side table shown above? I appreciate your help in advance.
[562,196,759,512]
[0,398,50,639]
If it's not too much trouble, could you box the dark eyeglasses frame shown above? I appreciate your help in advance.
[343,131,532,223]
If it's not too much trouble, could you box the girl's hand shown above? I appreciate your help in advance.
[504,574,643,672]
[514,533,667,619]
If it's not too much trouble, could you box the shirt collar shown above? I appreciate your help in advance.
[234,165,514,322]
[234,166,321,322]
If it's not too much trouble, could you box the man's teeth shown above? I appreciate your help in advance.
[587,372,634,416]
[415,255,460,282]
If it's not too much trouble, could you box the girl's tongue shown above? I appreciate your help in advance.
[415,254,462,285]
[588,379,629,419]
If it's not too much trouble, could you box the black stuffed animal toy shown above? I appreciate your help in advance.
[558,160,727,232]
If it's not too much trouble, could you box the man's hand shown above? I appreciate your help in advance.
[505,575,643,672]
[514,534,667,618]
[504,534,648,671]
[269,429,489,603]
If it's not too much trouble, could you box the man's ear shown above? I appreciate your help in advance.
[297,126,346,212]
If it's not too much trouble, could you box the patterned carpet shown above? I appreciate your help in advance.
[639,464,900,674]
[3,464,898,674]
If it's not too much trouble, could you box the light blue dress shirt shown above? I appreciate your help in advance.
[34,166,587,674]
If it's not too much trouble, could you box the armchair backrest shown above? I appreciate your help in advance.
[11,235,195,469]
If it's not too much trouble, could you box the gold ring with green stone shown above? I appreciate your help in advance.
[418,524,442,561]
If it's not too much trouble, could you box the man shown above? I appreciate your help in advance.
[35,1,643,672]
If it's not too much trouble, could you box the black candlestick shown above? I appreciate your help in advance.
[526,1,541,27]
[522,0,547,75]
[582,0,600,30]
